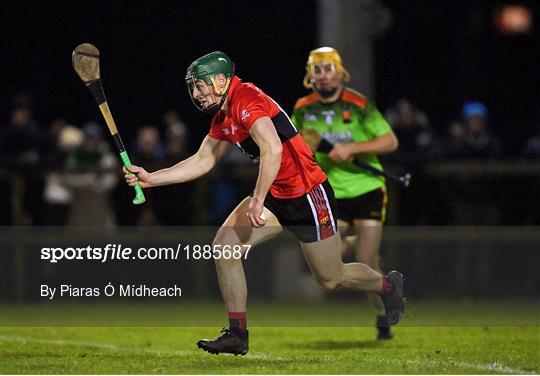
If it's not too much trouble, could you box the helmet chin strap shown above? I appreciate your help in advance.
[201,95,227,114]
[200,81,229,114]
[210,76,231,96]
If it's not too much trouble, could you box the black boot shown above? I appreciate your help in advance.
[379,271,405,326]
[197,328,249,355]
[376,314,394,340]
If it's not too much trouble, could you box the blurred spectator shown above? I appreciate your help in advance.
[152,112,196,226]
[41,119,81,225]
[0,94,45,225]
[163,111,189,159]
[443,102,502,297]
[444,102,502,158]
[444,120,466,157]
[134,126,166,168]
[206,146,255,224]
[443,102,503,225]
[384,98,438,225]
[65,122,118,226]
[384,98,435,164]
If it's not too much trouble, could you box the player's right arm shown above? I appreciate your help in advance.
[124,135,230,188]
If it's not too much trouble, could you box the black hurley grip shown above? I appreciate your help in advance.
[112,133,126,153]
[316,139,410,187]
[317,139,335,153]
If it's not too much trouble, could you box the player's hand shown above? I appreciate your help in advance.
[123,165,151,189]
[328,143,354,162]
[247,197,266,228]
[299,129,320,152]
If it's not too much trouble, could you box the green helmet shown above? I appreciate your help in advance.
[185,51,235,113]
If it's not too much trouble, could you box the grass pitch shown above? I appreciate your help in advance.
[1,300,539,374]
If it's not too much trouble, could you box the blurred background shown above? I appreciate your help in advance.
[1,0,538,305]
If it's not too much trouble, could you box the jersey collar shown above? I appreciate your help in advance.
[227,76,242,104]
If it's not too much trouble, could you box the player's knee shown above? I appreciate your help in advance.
[212,231,237,250]
[213,231,230,246]
[320,280,339,291]
[317,276,342,291]
[212,238,243,268]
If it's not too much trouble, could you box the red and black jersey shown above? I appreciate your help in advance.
[208,76,326,199]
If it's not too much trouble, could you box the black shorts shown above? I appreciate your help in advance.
[264,180,338,243]
[336,187,387,224]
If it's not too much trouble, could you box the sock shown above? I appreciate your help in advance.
[378,276,392,294]
[228,311,247,335]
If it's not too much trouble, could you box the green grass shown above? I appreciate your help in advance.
[1,301,539,374]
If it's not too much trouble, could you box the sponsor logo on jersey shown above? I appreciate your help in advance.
[318,213,334,240]
[304,113,317,122]
[319,215,330,227]
[241,109,250,121]
[320,131,353,143]
[321,110,336,126]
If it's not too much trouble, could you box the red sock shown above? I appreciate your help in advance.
[228,311,247,334]
[379,276,392,294]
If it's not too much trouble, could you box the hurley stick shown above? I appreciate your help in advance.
[300,128,411,188]
[72,43,145,204]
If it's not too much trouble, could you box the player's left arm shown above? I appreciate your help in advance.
[248,117,283,228]
[344,131,398,154]
[329,103,398,162]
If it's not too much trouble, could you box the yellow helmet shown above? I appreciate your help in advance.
[303,47,351,89]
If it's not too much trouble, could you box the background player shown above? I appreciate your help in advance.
[292,47,399,340]
[124,51,404,355]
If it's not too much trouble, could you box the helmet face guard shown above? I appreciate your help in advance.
[303,47,350,90]
[185,51,235,114]
[185,72,226,114]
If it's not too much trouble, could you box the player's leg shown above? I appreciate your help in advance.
[301,235,404,326]
[300,233,383,292]
[213,197,282,312]
[298,182,404,326]
[337,219,351,256]
[352,219,384,289]
[334,197,354,256]
[197,196,283,355]
[352,218,392,339]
